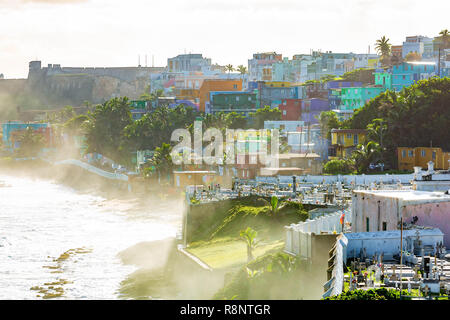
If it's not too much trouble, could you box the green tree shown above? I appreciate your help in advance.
[84,97,133,164]
[341,68,376,85]
[317,111,342,140]
[320,74,338,83]
[323,159,354,175]
[405,52,421,62]
[249,106,282,129]
[226,112,247,129]
[348,77,450,168]
[237,65,247,76]
[225,64,234,78]
[352,141,382,173]
[123,104,199,152]
[63,114,89,136]
[15,127,45,158]
[375,36,392,67]
[149,142,174,181]
[239,227,258,263]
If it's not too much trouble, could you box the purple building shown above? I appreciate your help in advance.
[300,98,330,124]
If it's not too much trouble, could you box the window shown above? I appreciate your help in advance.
[408,150,413,157]
[382,222,387,231]
[354,134,358,145]
[233,84,237,89]
[402,150,406,158]
[347,133,352,139]
[421,150,426,157]
[283,110,287,115]
[366,217,370,232]
[432,151,436,159]
[236,96,240,102]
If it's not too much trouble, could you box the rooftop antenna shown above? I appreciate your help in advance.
[145,55,148,67]
[368,45,370,54]
[152,55,154,67]
[138,55,141,67]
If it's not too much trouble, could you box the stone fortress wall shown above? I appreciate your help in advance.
[26,61,165,105]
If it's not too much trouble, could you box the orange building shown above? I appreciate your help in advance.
[397,147,450,171]
[176,88,200,102]
[198,79,243,112]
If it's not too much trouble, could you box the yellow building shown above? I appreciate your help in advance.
[329,129,367,159]
[263,81,292,88]
[397,147,450,171]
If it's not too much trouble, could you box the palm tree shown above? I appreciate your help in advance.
[375,36,392,67]
[225,64,234,78]
[351,141,382,174]
[259,195,287,216]
[237,65,247,76]
[149,143,173,182]
[438,29,449,44]
[239,227,258,263]
[435,29,450,76]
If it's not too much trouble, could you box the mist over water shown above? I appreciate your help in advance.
[0,175,180,299]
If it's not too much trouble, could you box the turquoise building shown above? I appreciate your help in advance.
[374,72,392,90]
[391,61,437,91]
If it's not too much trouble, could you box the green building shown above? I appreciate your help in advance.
[209,91,258,116]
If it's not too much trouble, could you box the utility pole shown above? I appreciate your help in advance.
[400,215,403,299]
[438,47,441,77]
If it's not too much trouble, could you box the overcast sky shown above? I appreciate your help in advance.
[1,0,448,78]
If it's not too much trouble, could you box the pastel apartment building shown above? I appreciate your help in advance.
[248,52,282,82]
[167,54,212,73]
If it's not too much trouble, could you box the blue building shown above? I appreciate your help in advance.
[392,61,437,91]
[257,81,303,109]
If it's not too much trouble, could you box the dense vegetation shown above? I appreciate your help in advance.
[55,97,283,169]
[320,77,450,171]
[187,196,309,244]
[213,252,304,300]
[323,288,410,300]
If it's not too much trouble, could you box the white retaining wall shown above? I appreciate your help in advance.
[285,208,351,257]
[257,174,415,185]
[54,159,129,181]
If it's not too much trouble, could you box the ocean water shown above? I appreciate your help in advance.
[0,175,180,299]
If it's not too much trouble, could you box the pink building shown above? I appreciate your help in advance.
[351,190,450,247]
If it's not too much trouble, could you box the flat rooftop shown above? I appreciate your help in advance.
[354,189,450,204]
